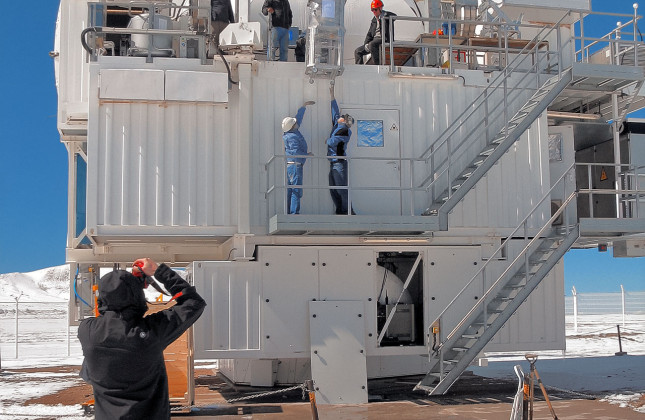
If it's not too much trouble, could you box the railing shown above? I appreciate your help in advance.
[265,153,427,217]
[265,154,645,221]
[577,163,645,219]
[431,162,578,349]
[82,2,211,62]
[576,7,642,65]
[383,14,562,74]
[408,13,569,209]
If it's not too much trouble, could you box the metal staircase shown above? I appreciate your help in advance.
[422,69,572,228]
[415,165,580,395]
[416,15,573,229]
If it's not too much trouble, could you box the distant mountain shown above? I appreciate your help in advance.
[0,265,70,302]
[0,265,187,303]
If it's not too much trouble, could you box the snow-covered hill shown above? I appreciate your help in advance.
[0,265,69,302]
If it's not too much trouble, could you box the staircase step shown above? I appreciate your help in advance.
[452,347,469,352]
[461,334,479,339]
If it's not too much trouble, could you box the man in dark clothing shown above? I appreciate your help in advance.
[210,0,236,56]
[78,258,206,420]
[262,0,293,61]
[326,84,355,215]
[354,0,396,65]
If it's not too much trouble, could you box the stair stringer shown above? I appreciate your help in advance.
[414,225,580,395]
[435,69,573,229]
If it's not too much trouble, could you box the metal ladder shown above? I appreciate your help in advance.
[415,165,580,395]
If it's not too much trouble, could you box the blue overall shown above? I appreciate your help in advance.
[283,106,308,214]
[326,99,353,214]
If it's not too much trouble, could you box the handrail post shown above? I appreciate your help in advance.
[580,11,585,62]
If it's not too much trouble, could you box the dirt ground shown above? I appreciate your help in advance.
[9,365,645,419]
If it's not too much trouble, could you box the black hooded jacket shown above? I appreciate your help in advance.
[261,0,292,29]
[78,264,206,420]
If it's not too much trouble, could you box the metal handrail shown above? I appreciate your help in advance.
[414,12,569,201]
[433,161,645,350]
[430,162,576,347]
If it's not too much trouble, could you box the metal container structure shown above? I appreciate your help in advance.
[305,0,346,80]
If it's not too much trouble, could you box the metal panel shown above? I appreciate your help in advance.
[165,70,229,102]
[260,247,319,357]
[486,260,565,351]
[425,246,483,334]
[309,301,368,405]
[425,243,564,352]
[100,69,165,100]
[192,261,262,359]
[318,248,377,350]
[56,0,91,137]
[88,99,236,233]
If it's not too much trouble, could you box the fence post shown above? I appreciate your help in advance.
[14,293,22,359]
[67,302,71,357]
[572,286,578,334]
[620,284,626,327]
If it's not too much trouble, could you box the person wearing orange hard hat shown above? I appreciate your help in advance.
[354,0,396,65]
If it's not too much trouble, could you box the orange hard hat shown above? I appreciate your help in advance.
[371,0,383,9]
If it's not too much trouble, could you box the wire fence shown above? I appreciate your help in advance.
[0,301,81,361]
[565,290,645,315]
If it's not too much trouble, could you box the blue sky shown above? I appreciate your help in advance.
[0,1,643,293]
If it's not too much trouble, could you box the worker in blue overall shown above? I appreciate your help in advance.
[283,101,315,214]
[326,84,355,215]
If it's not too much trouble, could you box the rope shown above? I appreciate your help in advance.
[170,383,307,411]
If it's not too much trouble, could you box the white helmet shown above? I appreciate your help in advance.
[282,117,297,132]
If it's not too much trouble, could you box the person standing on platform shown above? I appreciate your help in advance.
[283,101,315,214]
[326,84,355,215]
[210,0,236,56]
[262,0,293,61]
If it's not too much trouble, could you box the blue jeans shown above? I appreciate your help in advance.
[287,163,303,214]
[269,27,290,62]
[329,161,350,214]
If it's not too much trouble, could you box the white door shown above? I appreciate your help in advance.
[344,108,401,215]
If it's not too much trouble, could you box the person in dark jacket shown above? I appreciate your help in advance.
[78,258,206,420]
[354,0,396,65]
[262,0,293,61]
[326,84,355,215]
[210,0,236,56]
[283,100,315,214]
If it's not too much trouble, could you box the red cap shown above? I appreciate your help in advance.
[371,0,383,9]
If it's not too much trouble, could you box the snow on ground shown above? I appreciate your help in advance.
[469,313,645,413]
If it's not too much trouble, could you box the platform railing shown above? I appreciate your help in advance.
[264,153,428,217]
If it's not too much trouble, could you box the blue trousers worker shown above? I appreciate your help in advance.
[287,162,303,214]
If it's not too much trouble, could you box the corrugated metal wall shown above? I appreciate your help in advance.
[88,95,237,233]
[85,60,550,236]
